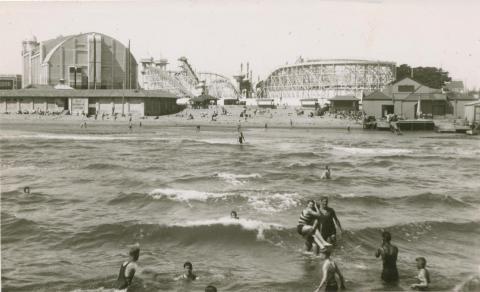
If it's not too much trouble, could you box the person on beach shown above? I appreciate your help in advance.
[196,125,201,132]
[231,211,239,219]
[129,121,133,131]
[375,231,399,284]
[238,131,245,144]
[23,186,30,194]
[175,262,197,281]
[298,200,332,254]
[411,257,430,291]
[318,197,343,244]
[314,249,346,292]
[116,245,140,290]
[321,165,331,180]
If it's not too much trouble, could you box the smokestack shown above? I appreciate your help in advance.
[247,62,250,78]
[240,63,243,74]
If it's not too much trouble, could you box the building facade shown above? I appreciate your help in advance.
[0,88,180,116]
[363,77,476,119]
[0,75,22,90]
[262,58,396,106]
[22,32,137,89]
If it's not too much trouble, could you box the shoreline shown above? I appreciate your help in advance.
[0,107,364,130]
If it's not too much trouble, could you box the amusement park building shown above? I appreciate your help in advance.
[262,58,396,106]
[22,32,137,89]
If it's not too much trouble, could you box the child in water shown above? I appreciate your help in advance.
[411,257,430,291]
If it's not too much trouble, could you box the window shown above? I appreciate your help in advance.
[0,80,14,90]
[398,85,415,92]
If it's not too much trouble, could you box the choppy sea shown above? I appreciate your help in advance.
[1,122,479,291]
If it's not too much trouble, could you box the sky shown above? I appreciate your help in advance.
[1,0,479,89]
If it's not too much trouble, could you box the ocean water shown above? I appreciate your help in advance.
[1,122,479,292]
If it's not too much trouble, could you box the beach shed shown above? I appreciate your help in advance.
[328,95,359,112]
[362,90,394,118]
[464,100,480,125]
[447,92,477,119]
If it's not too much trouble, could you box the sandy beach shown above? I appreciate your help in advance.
[0,106,363,130]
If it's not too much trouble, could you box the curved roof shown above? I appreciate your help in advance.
[42,32,136,65]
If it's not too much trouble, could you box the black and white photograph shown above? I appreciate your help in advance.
[1,0,479,291]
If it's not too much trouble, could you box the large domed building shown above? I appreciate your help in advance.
[22,32,137,89]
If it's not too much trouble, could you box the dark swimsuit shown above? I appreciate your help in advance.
[381,247,399,283]
[320,207,336,241]
[117,261,135,289]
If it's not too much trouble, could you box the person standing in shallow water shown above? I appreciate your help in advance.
[315,249,346,292]
[375,231,399,284]
[318,197,343,244]
[116,245,140,289]
[238,131,245,144]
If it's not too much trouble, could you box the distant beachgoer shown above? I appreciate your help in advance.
[139,121,142,127]
[24,186,30,194]
[237,123,242,132]
[265,122,268,129]
[196,125,201,132]
[238,131,245,144]
[411,257,430,291]
[298,200,332,254]
[205,285,217,292]
[321,165,331,180]
[116,245,140,289]
[347,126,350,132]
[175,262,197,281]
[290,119,293,127]
[318,197,343,244]
[375,231,399,284]
[314,249,346,292]
[129,122,133,131]
[231,211,239,219]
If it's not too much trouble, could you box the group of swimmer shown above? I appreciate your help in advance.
[298,197,431,291]
[115,211,242,291]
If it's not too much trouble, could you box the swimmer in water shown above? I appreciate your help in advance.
[116,245,140,289]
[321,165,331,180]
[298,200,332,254]
[231,211,239,219]
[314,249,346,292]
[375,231,399,284]
[175,261,197,281]
[411,257,430,291]
[24,186,30,194]
[205,285,217,292]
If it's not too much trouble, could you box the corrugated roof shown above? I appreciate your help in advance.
[364,90,391,100]
[465,100,480,106]
[447,92,476,100]
[445,81,464,90]
[329,95,360,101]
[0,89,178,99]
[404,93,447,101]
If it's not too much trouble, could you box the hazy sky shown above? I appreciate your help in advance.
[1,0,479,88]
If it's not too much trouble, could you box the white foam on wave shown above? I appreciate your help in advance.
[333,146,412,156]
[247,192,301,213]
[148,188,228,202]
[174,217,284,240]
[216,172,261,185]
[148,188,301,213]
